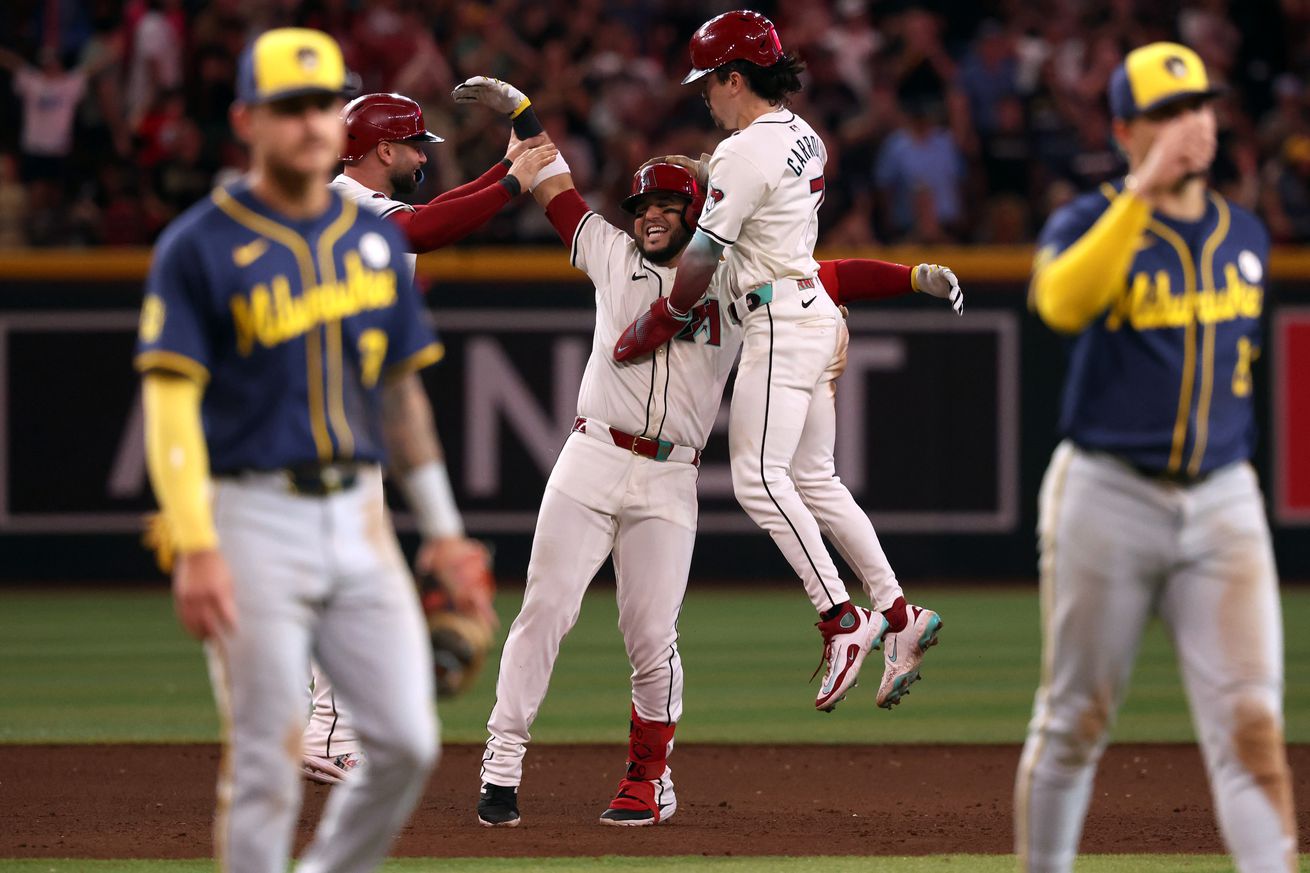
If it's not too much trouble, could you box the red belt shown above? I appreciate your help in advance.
[572,417,701,466]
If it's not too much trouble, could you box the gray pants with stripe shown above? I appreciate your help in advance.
[1015,441,1297,873]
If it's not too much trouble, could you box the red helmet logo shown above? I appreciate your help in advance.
[340,92,444,163]
[620,162,706,233]
[682,10,784,84]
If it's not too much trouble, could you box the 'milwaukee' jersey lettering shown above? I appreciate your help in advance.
[135,182,441,471]
[697,108,826,297]
[1037,180,1269,476]
[571,212,743,449]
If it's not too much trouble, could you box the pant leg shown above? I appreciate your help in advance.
[792,319,903,612]
[303,661,359,758]
[1015,444,1167,873]
[297,470,437,873]
[209,479,327,873]
[613,457,698,725]
[1161,463,1296,873]
[730,298,850,613]
[482,436,624,788]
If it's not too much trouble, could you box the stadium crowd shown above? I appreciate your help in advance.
[1,0,1309,248]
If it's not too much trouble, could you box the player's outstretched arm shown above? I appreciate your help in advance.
[381,373,496,628]
[612,230,722,362]
[817,260,961,314]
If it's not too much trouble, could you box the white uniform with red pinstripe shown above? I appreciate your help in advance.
[480,208,741,796]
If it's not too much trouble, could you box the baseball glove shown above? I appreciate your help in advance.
[416,537,497,698]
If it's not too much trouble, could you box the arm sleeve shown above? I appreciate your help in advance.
[389,181,515,252]
[818,259,914,305]
[378,222,445,382]
[134,229,212,383]
[143,373,216,553]
[432,161,510,203]
[696,144,771,247]
[1031,190,1152,334]
[544,188,589,247]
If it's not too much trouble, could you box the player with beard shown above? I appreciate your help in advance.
[469,142,963,828]
[301,91,557,786]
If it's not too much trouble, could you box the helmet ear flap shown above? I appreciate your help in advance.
[683,185,705,233]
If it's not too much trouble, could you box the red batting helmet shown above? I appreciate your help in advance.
[340,92,443,163]
[620,162,706,233]
[682,10,784,85]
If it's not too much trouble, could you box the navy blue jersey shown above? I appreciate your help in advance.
[1037,180,1267,476]
[135,181,442,472]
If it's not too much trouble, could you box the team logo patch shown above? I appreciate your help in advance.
[139,294,166,344]
[297,46,320,72]
[358,232,390,269]
[1164,56,1189,79]
[1238,249,1263,283]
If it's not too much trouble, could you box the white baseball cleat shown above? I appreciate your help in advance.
[876,604,943,709]
[814,601,887,712]
[302,752,363,785]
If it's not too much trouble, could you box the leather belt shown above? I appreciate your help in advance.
[572,417,701,466]
[217,463,361,496]
[1126,461,1213,488]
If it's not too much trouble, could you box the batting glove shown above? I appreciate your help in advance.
[453,76,531,116]
[912,264,964,316]
[613,297,691,362]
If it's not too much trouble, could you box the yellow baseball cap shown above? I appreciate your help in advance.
[1108,42,1221,120]
[235,28,350,105]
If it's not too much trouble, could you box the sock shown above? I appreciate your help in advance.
[820,602,846,622]
[882,596,908,633]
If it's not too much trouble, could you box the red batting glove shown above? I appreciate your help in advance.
[613,297,691,362]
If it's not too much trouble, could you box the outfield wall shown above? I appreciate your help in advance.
[3,246,1309,581]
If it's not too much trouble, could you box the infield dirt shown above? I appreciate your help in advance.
[4,743,1308,858]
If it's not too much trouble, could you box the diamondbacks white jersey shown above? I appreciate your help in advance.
[571,212,742,449]
[329,173,418,276]
[697,109,826,298]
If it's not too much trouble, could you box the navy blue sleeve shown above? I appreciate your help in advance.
[1036,192,1113,260]
[134,223,213,383]
[376,219,443,379]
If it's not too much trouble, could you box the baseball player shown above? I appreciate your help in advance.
[1014,43,1297,873]
[137,28,443,872]
[301,90,556,785]
[446,102,963,826]
[613,11,945,713]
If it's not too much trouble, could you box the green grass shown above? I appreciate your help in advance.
[0,856,1275,872]
[1,586,1307,744]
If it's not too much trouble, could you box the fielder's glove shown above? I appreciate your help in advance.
[452,76,543,137]
[912,264,964,315]
[416,537,497,698]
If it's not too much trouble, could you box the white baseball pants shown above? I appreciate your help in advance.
[729,281,903,614]
[206,467,437,873]
[481,432,696,788]
[1015,441,1296,873]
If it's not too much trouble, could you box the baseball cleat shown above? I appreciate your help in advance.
[477,782,521,827]
[814,601,887,712]
[301,752,363,785]
[599,775,677,827]
[876,604,943,709]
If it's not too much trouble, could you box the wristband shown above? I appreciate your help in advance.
[530,153,571,191]
[510,102,544,139]
[499,175,522,197]
[399,461,464,539]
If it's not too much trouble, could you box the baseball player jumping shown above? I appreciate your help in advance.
[301,90,557,785]
[1015,43,1297,873]
[138,29,445,872]
[453,75,963,826]
[613,11,948,712]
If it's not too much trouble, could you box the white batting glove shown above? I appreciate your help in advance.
[452,76,531,117]
[912,264,964,316]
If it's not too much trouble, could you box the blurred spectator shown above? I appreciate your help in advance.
[124,0,184,132]
[1263,134,1310,243]
[0,153,27,248]
[960,20,1018,138]
[875,99,965,243]
[1257,73,1309,156]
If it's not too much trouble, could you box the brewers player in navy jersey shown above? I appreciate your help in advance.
[137,28,444,873]
[1014,43,1297,873]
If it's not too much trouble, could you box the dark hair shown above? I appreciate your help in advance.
[714,52,806,104]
